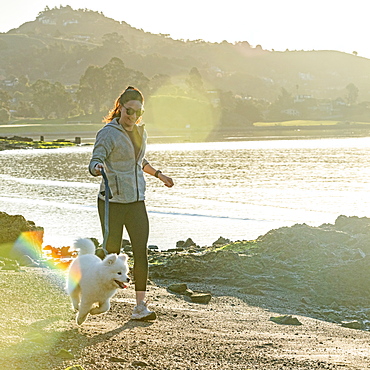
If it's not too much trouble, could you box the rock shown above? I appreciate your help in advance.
[167,247,183,252]
[122,239,131,247]
[24,332,45,343]
[55,349,74,359]
[168,283,188,293]
[131,360,149,367]
[123,245,132,252]
[109,356,126,362]
[270,315,302,326]
[176,238,196,249]
[0,212,43,259]
[212,236,231,246]
[341,320,363,329]
[190,293,212,304]
[183,288,194,296]
[64,366,85,370]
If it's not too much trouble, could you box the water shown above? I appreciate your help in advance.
[1,137,370,251]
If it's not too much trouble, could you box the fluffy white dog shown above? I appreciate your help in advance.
[67,238,130,325]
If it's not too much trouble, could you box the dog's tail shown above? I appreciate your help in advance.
[73,238,96,255]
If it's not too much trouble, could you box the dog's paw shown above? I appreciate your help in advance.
[76,313,88,325]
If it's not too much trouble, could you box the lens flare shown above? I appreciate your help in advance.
[145,86,220,142]
[0,234,74,368]
[10,230,43,261]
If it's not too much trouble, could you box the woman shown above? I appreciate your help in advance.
[89,86,174,320]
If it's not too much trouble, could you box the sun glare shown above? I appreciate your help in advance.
[146,84,220,142]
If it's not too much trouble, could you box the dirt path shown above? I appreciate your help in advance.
[1,269,369,370]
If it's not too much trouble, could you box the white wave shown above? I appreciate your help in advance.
[0,196,96,210]
[0,174,99,188]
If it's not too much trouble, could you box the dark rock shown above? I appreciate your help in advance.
[177,238,196,249]
[109,356,126,362]
[190,293,212,304]
[131,360,149,367]
[168,283,188,293]
[167,248,183,252]
[270,315,302,326]
[55,349,74,359]
[0,211,43,259]
[122,239,131,247]
[212,236,231,246]
[10,135,33,142]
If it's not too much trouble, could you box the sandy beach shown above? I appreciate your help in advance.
[0,264,369,370]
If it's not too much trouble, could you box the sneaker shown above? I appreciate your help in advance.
[131,301,157,321]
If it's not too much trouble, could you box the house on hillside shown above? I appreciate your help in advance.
[63,19,79,26]
[37,16,57,25]
[294,95,313,103]
[281,108,300,117]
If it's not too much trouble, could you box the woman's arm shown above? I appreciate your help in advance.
[143,163,174,188]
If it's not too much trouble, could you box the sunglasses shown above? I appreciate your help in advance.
[122,105,144,117]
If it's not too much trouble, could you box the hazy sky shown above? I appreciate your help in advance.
[1,0,369,58]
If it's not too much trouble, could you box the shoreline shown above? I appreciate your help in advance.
[2,124,370,147]
[1,214,370,368]
[0,266,369,369]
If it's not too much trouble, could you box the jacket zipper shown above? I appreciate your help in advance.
[115,175,120,195]
[122,127,142,202]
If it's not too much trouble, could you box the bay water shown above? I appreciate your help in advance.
[1,137,370,251]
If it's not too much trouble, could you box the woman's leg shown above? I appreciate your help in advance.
[98,198,125,254]
[124,201,149,293]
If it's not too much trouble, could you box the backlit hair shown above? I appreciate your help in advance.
[103,86,144,123]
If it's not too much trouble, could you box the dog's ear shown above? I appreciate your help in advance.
[118,254,128,262]
[103,254,117,265]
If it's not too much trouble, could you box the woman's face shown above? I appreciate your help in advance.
[119,100,144,131]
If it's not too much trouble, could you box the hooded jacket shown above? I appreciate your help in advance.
[89,118,149,204]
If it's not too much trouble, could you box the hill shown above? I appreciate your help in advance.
[1,5,370,102]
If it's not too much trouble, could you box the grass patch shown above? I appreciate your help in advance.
[0,138,76,149]
[214,240,259,253]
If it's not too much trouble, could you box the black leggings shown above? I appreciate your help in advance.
[98,198,149,291]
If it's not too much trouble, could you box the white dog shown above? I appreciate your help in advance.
[67,238,130,325]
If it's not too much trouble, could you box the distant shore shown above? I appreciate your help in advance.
[2,123,370,147]
[1,118,370,144]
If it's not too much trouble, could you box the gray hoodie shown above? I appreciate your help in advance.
[89,118,149,204]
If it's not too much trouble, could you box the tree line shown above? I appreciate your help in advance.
[0,56,367,126]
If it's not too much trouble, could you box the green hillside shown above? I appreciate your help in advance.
[1,5,370,100]
[1,5,370,135]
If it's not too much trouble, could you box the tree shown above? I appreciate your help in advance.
[186,67,204,92]
[346,83,359,105]
[0,108,10,123]
[31,79,76,118]
[77,66,107,114]
[275,87,293,107]
[102,57,149,103]
[0,90,11,110]
[102,33,129,49]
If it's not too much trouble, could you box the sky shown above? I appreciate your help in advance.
[1,0,370,58]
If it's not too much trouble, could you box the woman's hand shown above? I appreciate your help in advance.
[159,173,174,188]
[94,163,104,175]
